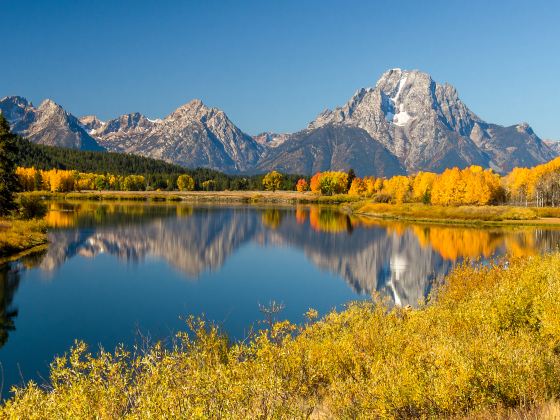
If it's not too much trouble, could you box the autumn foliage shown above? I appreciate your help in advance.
[344,166,504,206]
[505,156,560,207]
[309,171,348,195]
[295,178,308,192]
[15,167,148,192]
[262,171,283,192]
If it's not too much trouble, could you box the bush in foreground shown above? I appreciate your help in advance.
[3,254,560,418]
[17,194,47,219]
[0,219,47,258]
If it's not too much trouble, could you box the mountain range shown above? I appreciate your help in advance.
[1,69,558,176]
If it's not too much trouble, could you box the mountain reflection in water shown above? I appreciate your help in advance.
[40,202,560,306]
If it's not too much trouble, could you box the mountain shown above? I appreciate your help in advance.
[544,139,560,155]
[257,124,405,176]
[3,69,558,174]
[85,100,263,173]
[253,132,290,148]
[79,115,105,133]
[0,96,104,151]
[308,69,556,173]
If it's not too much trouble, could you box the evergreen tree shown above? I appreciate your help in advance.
[347,168,356,191]
[0,115,19,215]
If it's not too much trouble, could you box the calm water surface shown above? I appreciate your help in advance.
[1,201,559,395]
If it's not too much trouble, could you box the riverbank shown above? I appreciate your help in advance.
[2,252,560,418]
[0,218,48,262]
[353,202,560,227]
[19,190,560,227]
[21,190,359,204]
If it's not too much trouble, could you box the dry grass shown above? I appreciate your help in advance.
[354,203,550,225]
[0,218,48,259]
[536,207,560,218]
[27,190,359,204]
[462,400,560,419]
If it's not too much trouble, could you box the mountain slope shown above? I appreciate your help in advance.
[0,96,104,151]
[257,124,405,177]
[544,140,560,156]
[309,69,555,173]
[87,100,263,173]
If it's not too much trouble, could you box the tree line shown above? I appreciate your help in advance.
[294,157,560,207]
[12,136,302,192]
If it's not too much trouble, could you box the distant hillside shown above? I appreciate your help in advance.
[13,138,303,191]
[14,137,191,175]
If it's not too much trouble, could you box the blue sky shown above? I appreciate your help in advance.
[1,0,558,138]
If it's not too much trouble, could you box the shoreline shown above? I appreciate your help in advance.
[351,202,560,228]
[22,190,359,205]
[4,193,560,262]
[0,218,48,263]
[352,210,560,228]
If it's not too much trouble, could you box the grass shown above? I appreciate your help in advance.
[464,400,560,419]
[351,202,560,226]
[21,190,360,204]
[3,253,560,418]
[0,218,48,260]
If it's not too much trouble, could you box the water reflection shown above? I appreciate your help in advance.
[36,202,560,308]
[0,252,45,348]
[0,265,19,348]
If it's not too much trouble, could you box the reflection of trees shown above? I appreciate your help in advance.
[262,209,283,230]
[411,226,504,260]
[44,202,190,229]
[0,264,20,348]
[309,207,352,233]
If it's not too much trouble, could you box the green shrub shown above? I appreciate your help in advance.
[17,194,47,219]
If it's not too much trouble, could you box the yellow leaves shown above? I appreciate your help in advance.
[15,167,40,191]
[14,167,150,193]
[262,171,283,192]
[345,166,504,207]
[309,171,348,195]
[431,166,502,206]
[295,178,308,192]
[42,169,75,192]
[177,174,195,191]
[122,175,146,191]
[348,177,366,196]
[505,157,560,206]
[383,175,411,204]
[412,171,437,203]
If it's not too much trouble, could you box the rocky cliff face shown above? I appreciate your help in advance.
[0,96,104,151]
[308,69,555,173]
[81,100,263,173]
[544,139,560,156]
[87,100,263,173]
[253,132,290,148]
[257,124,406,177]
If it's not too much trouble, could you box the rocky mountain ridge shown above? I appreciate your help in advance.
[308,69,556,173]
[0,96,104,151]
[1,68,557,175]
